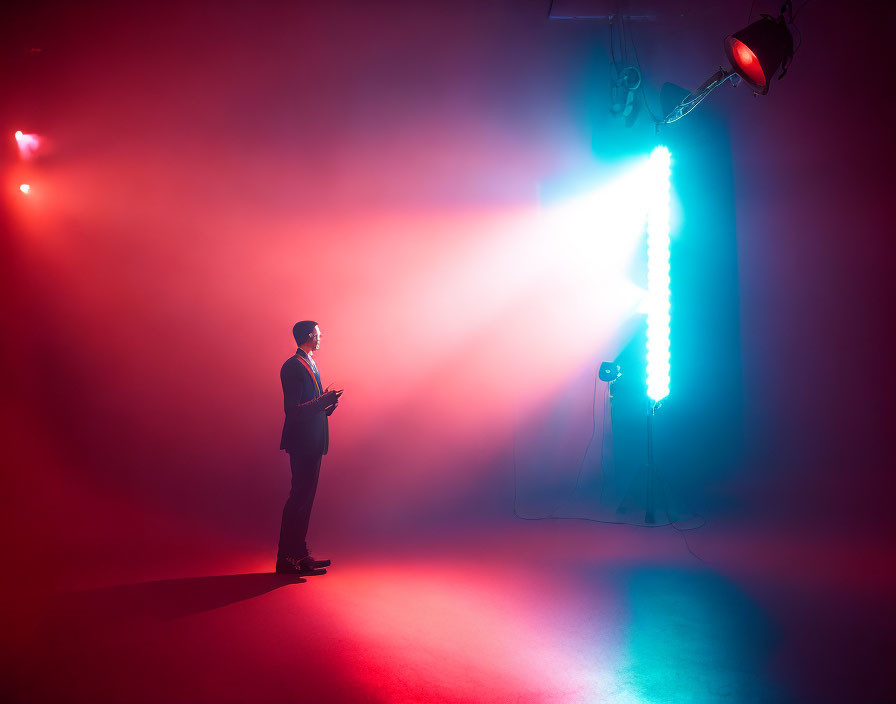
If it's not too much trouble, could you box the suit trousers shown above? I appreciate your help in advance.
[277,452,323,560]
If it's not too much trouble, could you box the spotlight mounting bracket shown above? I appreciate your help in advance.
[660,68,738,124]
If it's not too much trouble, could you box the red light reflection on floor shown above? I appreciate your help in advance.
[304,560,627,703]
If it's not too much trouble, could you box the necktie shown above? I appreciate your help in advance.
[309,357,322,390]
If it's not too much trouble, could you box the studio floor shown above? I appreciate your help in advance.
[5,516,893,704]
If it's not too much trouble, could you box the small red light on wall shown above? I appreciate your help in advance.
[14,130,41,159]
[20,184,31,194]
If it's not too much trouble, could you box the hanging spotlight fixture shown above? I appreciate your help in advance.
[661,1,800,123]
[724,13,794,94]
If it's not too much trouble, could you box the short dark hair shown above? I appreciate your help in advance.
[292,320,318,346]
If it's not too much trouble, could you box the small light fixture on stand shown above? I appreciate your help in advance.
[598,361,622,384]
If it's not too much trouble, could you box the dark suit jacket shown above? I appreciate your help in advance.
[279,351,329,455]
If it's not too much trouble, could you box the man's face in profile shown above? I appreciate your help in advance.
[310,325,321,351]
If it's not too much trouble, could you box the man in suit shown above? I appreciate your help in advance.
[276,320,342,575]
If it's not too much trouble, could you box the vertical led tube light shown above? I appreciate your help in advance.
[646,146,672,402]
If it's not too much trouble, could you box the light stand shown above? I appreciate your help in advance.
[616,399,683,526]
[644,400,667,524]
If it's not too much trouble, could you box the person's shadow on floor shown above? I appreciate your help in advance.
[56,573,307,626]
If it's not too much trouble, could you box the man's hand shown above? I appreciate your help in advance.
[316,388,343,412]
[323,386,342,415]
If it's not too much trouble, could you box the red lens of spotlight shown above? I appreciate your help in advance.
[729,39,766,87]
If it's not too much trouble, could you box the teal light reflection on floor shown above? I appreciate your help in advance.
[616,567,788,704]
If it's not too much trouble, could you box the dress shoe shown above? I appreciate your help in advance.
[275,559,300,574]
[275,557,326,576]
[299,556,331,570]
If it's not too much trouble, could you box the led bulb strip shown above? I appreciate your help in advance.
[645,146,671,403]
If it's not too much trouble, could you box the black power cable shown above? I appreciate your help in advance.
[791,0,815,21]
[625,19,661,124]
[511,366,708,564]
